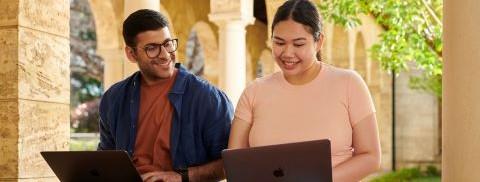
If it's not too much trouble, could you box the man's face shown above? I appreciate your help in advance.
[126,27,176,81]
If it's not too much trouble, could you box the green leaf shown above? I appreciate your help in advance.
[319,0,443,98]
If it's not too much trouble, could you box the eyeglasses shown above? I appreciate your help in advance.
[134,38,178,58]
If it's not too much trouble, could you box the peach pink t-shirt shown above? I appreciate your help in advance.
[234,62,376,167]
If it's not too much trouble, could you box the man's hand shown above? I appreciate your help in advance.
[141,171,182,182]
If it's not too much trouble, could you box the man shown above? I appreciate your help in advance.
[98,9,233,182]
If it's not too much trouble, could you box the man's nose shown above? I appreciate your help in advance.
[157,46,170,59]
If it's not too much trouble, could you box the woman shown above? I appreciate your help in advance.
[228,0,381,181]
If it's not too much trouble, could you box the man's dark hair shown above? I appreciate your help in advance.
[122,9,170,47]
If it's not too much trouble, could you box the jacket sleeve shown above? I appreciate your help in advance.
[97,90,115,150]
[203,87,234,160]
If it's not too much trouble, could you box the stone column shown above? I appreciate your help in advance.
[0,0,70,181]
[443,0,480,181]
[123,0,160,77]
[98,49,124,89]
[209,0,254,107]
[265,0,286,48]
[265,0,286,73]
[124,0,160,17]
[89,0,124,90]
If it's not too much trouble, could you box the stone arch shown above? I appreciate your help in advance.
[88,0,120,51]
[257,49,277,77]
[354,15,386,90]
[246,19,268,83]
[331,25,350,69]
[88,0,123,89]
[246,52,253,83]
[370,54,382,88]
[186,21,219,85]
[162,0,215,64]
[355,15,392,171]
[160,4,176,37]
[354,32,368,82]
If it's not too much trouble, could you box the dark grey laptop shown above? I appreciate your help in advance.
[222,139,332,182]
[41,150,142,182]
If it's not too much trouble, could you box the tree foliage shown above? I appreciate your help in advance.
[70,0,103,132]
[319,0,443,98]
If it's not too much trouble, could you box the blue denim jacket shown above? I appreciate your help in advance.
[98,63,234,169]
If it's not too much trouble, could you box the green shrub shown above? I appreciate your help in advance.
[370,166,441,182]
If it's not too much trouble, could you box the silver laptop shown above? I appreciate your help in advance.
[41,150,142,182]
[222,139,332,182]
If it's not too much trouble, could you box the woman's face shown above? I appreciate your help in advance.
[272,19,322,77]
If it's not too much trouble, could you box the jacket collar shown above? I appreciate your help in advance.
[169,63,190,168]
[170,63,189,94]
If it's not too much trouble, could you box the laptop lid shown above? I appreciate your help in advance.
[41,150,142,182]
[222,139,332,182]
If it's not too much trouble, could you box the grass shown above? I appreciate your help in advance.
[70,138,99,151]
[370,166,441,182]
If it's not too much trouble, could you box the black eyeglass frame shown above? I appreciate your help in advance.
[133,38,178,58]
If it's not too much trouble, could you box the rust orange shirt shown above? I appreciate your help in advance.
[133,70,177,174]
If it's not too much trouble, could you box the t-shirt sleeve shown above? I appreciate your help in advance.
[234,83,256,124]
[347,71,376,126]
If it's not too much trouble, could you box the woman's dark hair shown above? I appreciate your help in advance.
[272,0,324,61]
[123,9,170,47]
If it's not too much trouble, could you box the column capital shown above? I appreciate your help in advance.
[208,15,255,29]
[208,0,255,27]
[124,0,160,19]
